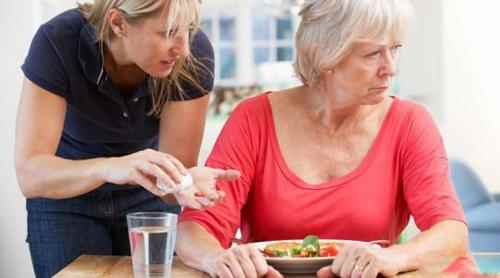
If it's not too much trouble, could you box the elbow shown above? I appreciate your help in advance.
[15,159,40,199]
[175,222,192,260]
[443,221,470,258]
[456,225,470,257]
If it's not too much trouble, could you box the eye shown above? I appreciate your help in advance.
[366,50,381,58]
[390,44,403,56]
[168,27,179,37]
[188,23,198,32]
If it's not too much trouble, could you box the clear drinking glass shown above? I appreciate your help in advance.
[127,212,178,278]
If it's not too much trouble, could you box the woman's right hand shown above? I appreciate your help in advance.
[102,149,188,197]
[206,244,283,278]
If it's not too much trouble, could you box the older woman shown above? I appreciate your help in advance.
[176,0,469,277]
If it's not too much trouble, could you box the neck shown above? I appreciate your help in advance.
[104,40,146,91]
[299,85,377,132]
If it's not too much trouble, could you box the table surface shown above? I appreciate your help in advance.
[53,254,486,278]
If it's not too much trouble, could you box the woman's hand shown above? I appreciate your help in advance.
[317,243,403,278]
[102,149,189,196]
[174,166,240,209]
[205,244,283,278]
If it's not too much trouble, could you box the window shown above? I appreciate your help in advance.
[200,15,237,84]
[252,15,295,66]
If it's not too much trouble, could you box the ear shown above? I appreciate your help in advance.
[108,8,128,37]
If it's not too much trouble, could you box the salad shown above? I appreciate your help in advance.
[262,235,339,258]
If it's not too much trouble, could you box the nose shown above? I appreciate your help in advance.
[378,49,397,77]
[171,33,190,58]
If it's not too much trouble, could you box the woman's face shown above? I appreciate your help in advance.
[322,39,401,108]
[119,9,191,78]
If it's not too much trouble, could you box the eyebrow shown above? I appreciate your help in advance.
[354,41,401,50]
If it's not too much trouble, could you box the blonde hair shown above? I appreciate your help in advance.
[293,0,414,87]
[79,0,211,117]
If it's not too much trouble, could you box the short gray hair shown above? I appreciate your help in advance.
[293,0,414,87]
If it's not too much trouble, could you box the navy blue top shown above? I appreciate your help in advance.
[21,9,214,194]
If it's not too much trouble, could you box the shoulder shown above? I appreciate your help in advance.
[391,97,436,129]
[39,9,86,43]
[219,93,272,136]
[389,97,444,151]
[230,93,271,118]
[190,30,214,59]
[390,97,434,127]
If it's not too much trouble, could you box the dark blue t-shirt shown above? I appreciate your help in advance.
[21,9,214,194]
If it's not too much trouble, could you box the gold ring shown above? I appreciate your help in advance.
[353,264,363,272]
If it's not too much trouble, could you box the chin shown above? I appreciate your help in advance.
[149,69,173,79]
[364,94,386,105]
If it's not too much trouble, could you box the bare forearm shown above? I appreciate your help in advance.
[16,154,109,199]
[388,220,469,272]
[176,221,225,276]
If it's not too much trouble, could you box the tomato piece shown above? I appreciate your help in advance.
[319,245,338,257]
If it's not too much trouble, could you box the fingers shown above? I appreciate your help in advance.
[340,246,362,278]
[355,252,373,278]
[225,250,246,278]
[331,243,385,278]
[213,169,241,181]
[137,162,176,191]
[214,245,272,278]
[232,246,258,278]
[332,243,367,278]
[331,243,351,275]
[316,266,335,278]
[362,261,379,278]
[174,191,202,210]
[215,259,235,278]
[147,153,184,184]
[265,266,283,278]
[131,170,165,197]
[248,246,269,276]
[164,152,188,175]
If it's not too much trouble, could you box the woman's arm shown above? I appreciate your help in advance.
[176,221,226,276]
[385,220,469,273]
[177,221,281,278]
[157,94,209,204]
[319,220,469,278]
[15,78,187,199]
[15,78,106,198]
[158,94,209,167]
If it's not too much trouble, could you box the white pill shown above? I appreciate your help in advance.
[178,174,193,192]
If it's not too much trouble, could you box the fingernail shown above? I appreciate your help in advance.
[199,198,210,206]
[194,192,207,197]
[157,180,171,193]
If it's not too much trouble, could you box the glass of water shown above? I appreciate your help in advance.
[127,212,178,278]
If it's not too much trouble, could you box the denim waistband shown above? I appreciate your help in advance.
[26,186,180,217]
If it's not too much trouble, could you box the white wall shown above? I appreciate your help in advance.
[398,0,500,193]
[441,0,500,192]
[0,1,35,277]
[398,0,444,121]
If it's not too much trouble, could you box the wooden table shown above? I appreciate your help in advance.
[54,256,206,278]
[54,255,475,278]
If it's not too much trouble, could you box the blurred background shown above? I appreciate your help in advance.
[1,0,500,276]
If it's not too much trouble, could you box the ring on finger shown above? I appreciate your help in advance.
[353,263,364,272]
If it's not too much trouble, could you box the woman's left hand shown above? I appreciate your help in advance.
[317,242,402,278]
[173,166,240,209]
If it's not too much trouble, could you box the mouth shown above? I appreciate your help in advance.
[370,86,389,91]
[160,58,177,67]
[369,86,389,94]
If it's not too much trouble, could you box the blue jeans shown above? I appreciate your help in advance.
[26,187,180,278]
